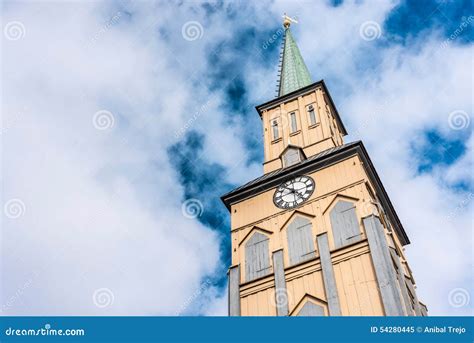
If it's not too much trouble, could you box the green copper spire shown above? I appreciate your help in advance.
[277,18,312,97]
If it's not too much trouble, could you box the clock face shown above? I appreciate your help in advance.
[273,175,315,209]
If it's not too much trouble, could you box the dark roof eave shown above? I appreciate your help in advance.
[255,79,348,136]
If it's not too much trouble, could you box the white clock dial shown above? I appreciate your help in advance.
[273,175,315,209]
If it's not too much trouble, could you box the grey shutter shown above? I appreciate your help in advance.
[317,233,342,316]
[330,200,361,249]
[296,302,325,316]
[272,250,289,316]
[287,216,315,266]
[245,232,271,282]
[283,148,301,167]
[364,215,405,316]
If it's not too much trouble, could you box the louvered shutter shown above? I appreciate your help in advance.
[287,216,316,266]
[330,200,361,249]
[245,232,271,282]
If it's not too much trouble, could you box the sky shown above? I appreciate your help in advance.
[1,0,472,316]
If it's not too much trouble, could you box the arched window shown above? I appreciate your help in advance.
[271,120,279,140]
[329,200,361,249]
[289,112,298,133]
[287,216,316,266]
[245,232,271,282]
[307,105,316,126]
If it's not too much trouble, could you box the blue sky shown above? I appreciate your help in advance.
[1,0,472,316]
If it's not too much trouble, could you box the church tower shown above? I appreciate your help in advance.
[221,16,427,316]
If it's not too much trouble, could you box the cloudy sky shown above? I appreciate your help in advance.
[1,0,472,316]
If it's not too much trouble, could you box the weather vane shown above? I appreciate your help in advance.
[282,13,298,28]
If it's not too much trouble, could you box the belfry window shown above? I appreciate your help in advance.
[308,105,316,125]
[290,112,298,133]
[271,120,279,140]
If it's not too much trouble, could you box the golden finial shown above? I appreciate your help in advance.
[282,13,298,29]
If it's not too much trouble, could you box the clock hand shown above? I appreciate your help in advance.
[293,191,302,200]
[282,186,295,193]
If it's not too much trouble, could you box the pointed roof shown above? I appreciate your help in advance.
[277,27,312,97]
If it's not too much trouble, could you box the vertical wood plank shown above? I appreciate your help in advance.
[351,257,372,315]
[406,277,422,316]
[272,249,289,316]
[390,248,413,316]
[363,215,405,316]
[333,263,349,315]
[228,265,241,316]
[360,253,384,315]
[316,233,342,316]
[339,259,361,315]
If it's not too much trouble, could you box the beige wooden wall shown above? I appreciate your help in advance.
[260,87,345,173]
[239,246,385,316]
[230,153,415,316]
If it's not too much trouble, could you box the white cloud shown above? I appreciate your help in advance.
[1,1,225,315]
